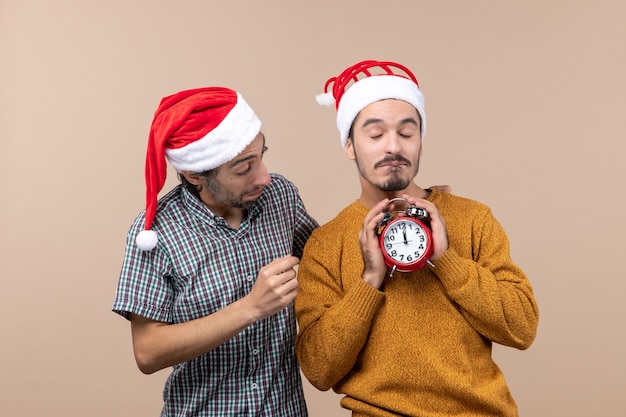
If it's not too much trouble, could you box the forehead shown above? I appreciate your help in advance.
[355,99,420,126]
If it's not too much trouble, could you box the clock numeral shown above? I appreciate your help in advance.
[381,218,431,266]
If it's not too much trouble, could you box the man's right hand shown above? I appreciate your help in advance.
[243,255,301,321]
[130,256,301,374]
[359,199,390,290]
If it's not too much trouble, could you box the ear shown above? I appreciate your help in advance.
[344,138,356,161]
[180,170,204,186]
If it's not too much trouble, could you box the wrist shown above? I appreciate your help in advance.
[233,296,262,325]
[361,270,385,289]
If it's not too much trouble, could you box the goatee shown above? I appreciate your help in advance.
[380,176,411,192]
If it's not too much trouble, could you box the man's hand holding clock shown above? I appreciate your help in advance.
[360,198,395,289]
[359,192,449,290]
[401,193,449,262]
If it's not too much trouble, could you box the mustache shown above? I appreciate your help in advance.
[374,155,412,168]
[243,186,264,196]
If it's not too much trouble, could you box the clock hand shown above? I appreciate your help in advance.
[389,240,412,246]
[403,228,408,245]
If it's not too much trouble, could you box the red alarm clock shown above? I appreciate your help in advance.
[376,198,434,275]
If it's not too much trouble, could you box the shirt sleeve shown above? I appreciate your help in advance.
[291,193,318,259]
[111,215,174,323]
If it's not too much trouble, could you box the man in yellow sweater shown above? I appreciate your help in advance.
[295,60,539,417]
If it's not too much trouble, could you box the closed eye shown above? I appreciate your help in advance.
[237,165,252,175]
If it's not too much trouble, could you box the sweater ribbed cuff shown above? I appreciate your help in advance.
[340,279,385,323]
[429,247,468,291]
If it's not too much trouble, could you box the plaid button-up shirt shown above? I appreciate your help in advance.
[113,174,318,416]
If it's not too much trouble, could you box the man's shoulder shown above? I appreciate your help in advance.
[262,173,301,206]
[128,186,186,230]
[269,172,297,191]
[432,190,491,214]
[312,201,363,238]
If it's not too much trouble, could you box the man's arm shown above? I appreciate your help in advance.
[295,228,385,391]
[131,255,301,374]
[292,192,319,259]
[430,209,539,349]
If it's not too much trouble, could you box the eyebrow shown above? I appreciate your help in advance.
[361,117,420,129]
[229,154,255,169]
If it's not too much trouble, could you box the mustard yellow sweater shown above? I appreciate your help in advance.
[295,190,539,417]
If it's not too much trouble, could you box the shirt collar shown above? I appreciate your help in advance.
[180,185,265,227]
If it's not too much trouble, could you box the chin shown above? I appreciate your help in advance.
[379,179,411,192]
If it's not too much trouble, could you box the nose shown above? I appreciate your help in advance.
[254,162,272,187]
[385,132,402,154]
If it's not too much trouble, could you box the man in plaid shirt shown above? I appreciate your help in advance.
[112,87,318,416]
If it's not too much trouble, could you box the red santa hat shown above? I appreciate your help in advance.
[136,86,261,251]
[316,60,426,147]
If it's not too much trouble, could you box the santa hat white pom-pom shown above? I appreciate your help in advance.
[315,92,335,107]
[136,230,158,251]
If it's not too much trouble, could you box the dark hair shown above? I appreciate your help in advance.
[178,168,218,199]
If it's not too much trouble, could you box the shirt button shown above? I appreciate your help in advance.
[251,383,258,389]
[247,275,253,282]
[252,348,259,355]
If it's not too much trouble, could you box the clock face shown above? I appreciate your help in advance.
[379,217,433,271]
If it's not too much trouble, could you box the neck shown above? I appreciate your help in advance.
[358,182,428,208]
[199,194,245,229]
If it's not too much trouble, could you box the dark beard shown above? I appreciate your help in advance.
[380,176,411,191]
[355,152,419,192]
[231,200,257,211]
[205,177,257,211]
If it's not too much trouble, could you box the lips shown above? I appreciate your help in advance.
[245,187,264,198]
[378,161,407,170]
[375,156,411,169]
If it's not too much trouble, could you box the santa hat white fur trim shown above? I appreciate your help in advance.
[336,75,425,148]
[165,92,261,172]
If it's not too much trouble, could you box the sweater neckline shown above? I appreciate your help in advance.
[352,189,439,214]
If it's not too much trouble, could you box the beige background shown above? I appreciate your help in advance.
[1,0,625,416]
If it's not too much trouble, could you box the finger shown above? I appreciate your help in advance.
[278,268,297,284]
[430,184,451,193]
[363,199,389,224]
[402,194,436,212]
[280,275,299,293]
[276,254,300,267]
[373,198,391,214]
[401,193,426,205]
[273,275,299,302]
[365,199,392,232]
[267,256,300,276]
